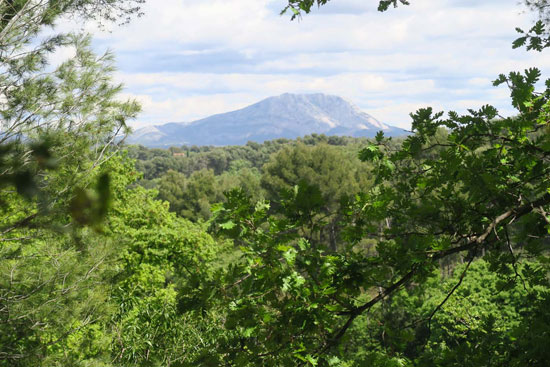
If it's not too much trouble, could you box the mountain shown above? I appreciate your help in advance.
[127,93,407,147]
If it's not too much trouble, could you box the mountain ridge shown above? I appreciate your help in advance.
[127,93,407,147]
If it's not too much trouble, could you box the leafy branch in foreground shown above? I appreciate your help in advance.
[208,35,550,367]
[513,21,550,51]
[0,1,141,364]
[524,0,550,26]
[281,0,409,20]
[0,0,141,222]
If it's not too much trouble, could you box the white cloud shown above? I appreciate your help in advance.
[57,0,547,130]
[118,92,258,128]
[47,45,77,69]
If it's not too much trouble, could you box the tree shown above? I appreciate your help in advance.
[343,259,550,366]
[0,1,141,364]
[262,143,369,203]
[0,0,143,191]
[100,156,225,366]
[212,72,550,367]
[157,169,188,215]
[208,2,550,366]
[0,0,142,228]
[261,143,372,250]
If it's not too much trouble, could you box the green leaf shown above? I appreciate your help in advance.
[513,36,527,49]
[220,220,236,230]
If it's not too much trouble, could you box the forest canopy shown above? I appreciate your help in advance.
[0,0,549,366]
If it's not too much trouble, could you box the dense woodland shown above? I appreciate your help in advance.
[128,135,386,222]
[1,0,550,366]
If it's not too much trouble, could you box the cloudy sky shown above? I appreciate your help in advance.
[65,0,548,129]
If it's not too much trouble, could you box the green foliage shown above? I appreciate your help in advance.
[513,21,550,51]
[203,4,550,365]
[281,0,409,19]
[261,143,374,250]
[0,0,142,205]
[3,1,550,366]
[0,1,141,364]
[128,135,363,182]
[0,221,114,366]
[345,260,550,366]
[0,0,144,30]
[377,0,410,12]
[100,156,226,366]
[281,0,333,19]
[262,143,371,205]
[129,136,379,222]
[157,168,223,220]
[210,188,351,366]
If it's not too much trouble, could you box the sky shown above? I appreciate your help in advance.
[60,0,548,129]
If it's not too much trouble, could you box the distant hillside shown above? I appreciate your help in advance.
[127,93,407,147]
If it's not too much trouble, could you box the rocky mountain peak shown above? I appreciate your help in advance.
[128,93,405,147]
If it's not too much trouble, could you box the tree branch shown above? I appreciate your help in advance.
[319,191,550,355]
